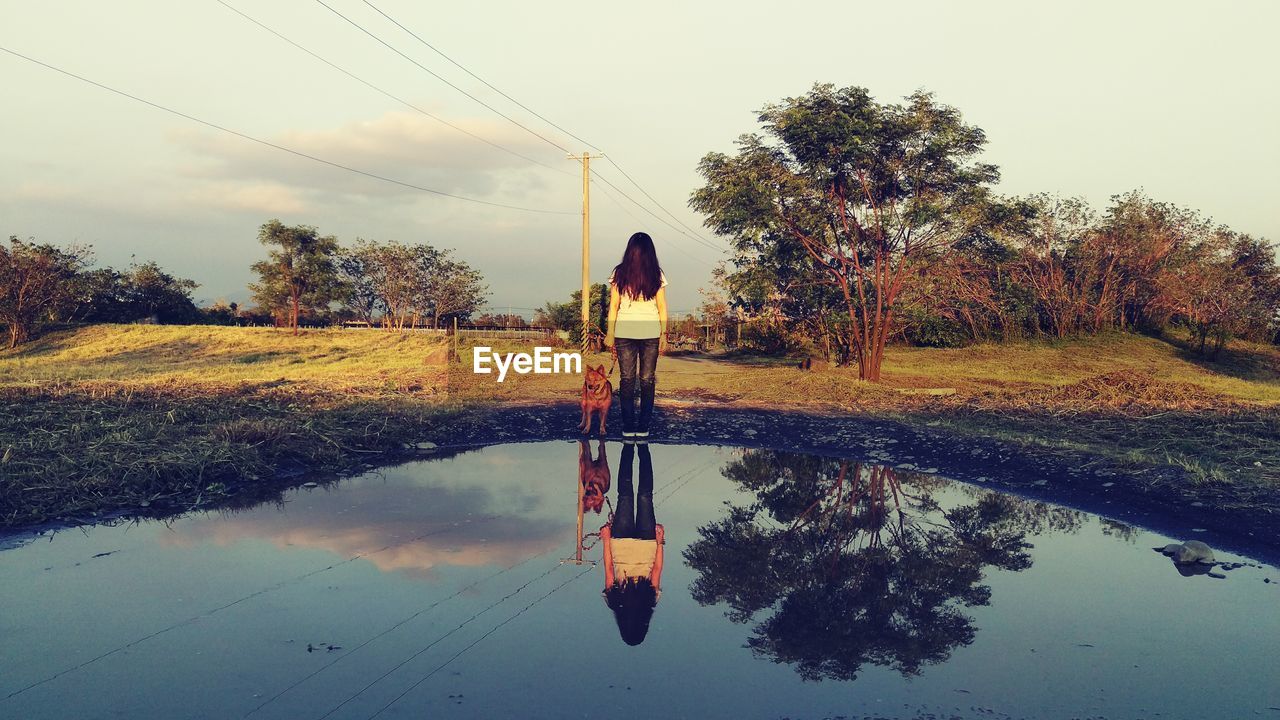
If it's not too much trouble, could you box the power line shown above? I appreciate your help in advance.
[0,46,575,216]
[360,0,601,153]
[590,173,715,268]
[244,541,552,718]
[214,0,571,177]
[654,457,718,506]
[311,0,571,154]
[362,450,714,718]
[244,450,706,718]
[312,447,706,719]
[1,516,493,702]
[364,565,593,720]
[325,1,729,256]
[604,156,723,247]
[314,560,568,720]
[591,168,727,254]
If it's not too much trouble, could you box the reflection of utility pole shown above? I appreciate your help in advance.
[569,152,604,350]
[562,475,596,567]
[575,477,585,563]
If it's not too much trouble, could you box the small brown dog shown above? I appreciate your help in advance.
[579,363,613,435]
[578,439,611,514]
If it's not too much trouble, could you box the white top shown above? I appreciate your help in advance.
[611,537,658,580]
[610,270,667,339]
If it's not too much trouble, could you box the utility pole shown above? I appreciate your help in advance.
[569,152,604,350]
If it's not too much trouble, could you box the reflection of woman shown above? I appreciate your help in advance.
[600,442,663,645]
[604,232,668,439]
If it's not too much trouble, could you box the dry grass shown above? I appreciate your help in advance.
[880,332,1280,402]
[1,324,1277,528]
[0,325,459,527]
[0,324,448,393]
[475,334,1280,491]
[0,380,469,527]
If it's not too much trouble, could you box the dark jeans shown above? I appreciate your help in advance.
[610,444,655,540]
[615,337,658,432]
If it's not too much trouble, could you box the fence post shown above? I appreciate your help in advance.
[451,316,459,362]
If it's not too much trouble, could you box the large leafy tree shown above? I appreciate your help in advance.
[249,220,347,334]
[0,236,91,348]
[692,84,1013,380]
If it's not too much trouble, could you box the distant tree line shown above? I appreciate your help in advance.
[0,220,489,347]
[0,236,201,349]
[249,219,488,335]
[694,84,1280,378]
[535,283,608,344]
[471,313,529,328]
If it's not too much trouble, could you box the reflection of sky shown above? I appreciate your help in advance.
[1,442,1277,720]
[163,455,566,579]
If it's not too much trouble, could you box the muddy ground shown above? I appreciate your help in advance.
[430,400,1280,566]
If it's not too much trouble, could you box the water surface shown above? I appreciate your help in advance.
[1,442,1277,719]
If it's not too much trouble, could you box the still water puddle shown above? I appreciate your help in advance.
[1,442,1277,719]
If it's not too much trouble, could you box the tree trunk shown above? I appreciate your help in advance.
[7,323,23,350]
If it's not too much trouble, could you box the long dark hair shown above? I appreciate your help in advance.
[605,576,658,646]
[612,232,662,301]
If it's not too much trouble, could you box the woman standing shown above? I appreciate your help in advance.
[599,442,664,645]
[605,232,668,439]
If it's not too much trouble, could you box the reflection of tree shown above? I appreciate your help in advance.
[952,481,1085,536]
[684,451,1040,682]
[1099,518,1140,543]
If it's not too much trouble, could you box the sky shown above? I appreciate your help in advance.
[2,0,1278,316]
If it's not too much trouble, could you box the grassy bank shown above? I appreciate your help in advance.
[470,331,1280,492]
[1,324,1277,528]
[0,325,459,526]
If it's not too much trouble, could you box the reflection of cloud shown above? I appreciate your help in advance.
[163,476,566,580]
[169,110,556,202]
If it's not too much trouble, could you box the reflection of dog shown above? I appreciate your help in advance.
[579,364,613,435]
[579,440,611,514]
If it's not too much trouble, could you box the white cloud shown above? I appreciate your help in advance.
[11,180,77,202]
[169,109,564,202]
[185,181,309,215]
